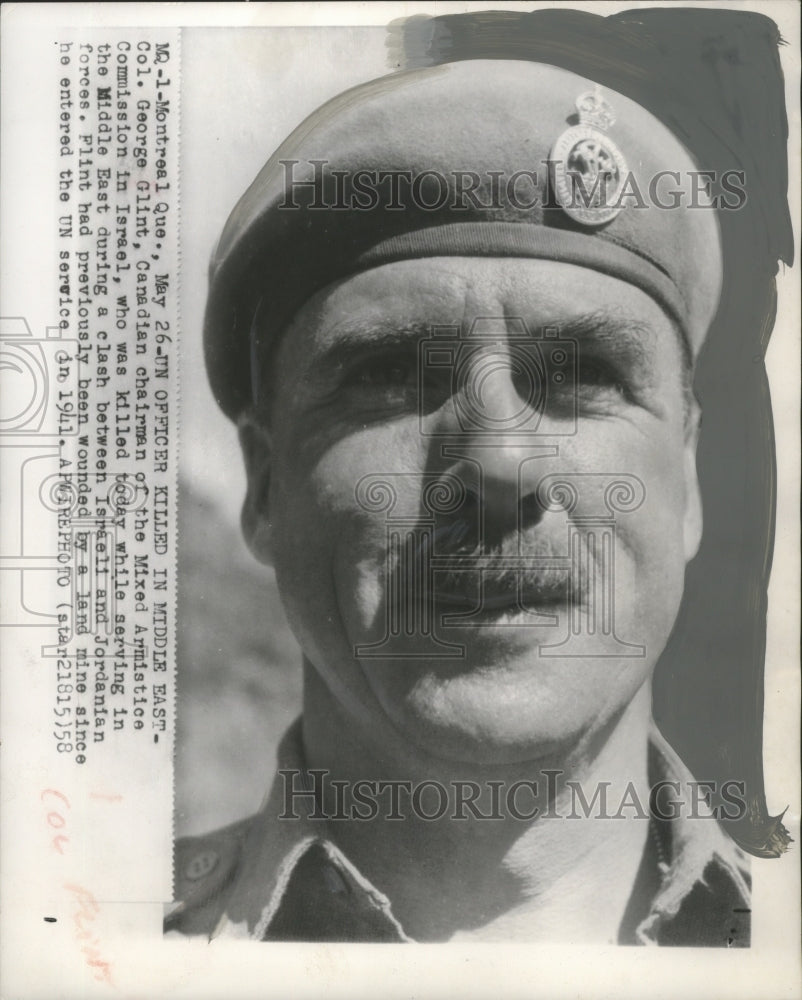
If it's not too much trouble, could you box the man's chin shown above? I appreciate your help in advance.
[360,654,619,766]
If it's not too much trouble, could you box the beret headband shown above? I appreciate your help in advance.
[204,60,723,419]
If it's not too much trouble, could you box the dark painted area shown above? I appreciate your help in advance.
[389,8,794,857]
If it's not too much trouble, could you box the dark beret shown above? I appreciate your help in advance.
[204,60,723,420]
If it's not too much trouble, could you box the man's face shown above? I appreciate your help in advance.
[242,258,702,765]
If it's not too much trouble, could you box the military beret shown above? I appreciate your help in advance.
[204,60,723,420]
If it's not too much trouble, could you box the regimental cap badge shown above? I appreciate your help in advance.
[549,88,628,227]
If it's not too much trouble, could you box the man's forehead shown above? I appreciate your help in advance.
[282,257,673,349]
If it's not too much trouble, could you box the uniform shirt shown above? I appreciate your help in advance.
[166,720,751,946]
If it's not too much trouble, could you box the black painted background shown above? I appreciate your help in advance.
[388,6,794,856]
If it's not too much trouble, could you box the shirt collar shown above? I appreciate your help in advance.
[632,727,750,945]
[211,718,410,941]
[210,718,749,943]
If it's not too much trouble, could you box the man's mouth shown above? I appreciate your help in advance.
[429,567,572,618]
[432,587,566,609]
[382,529,582,623]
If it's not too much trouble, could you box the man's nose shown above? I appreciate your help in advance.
[429,347,559,536]
[460,348,536,425]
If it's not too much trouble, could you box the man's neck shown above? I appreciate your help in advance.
[301,663,653,942]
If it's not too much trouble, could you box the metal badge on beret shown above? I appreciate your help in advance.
[550,90,628,227]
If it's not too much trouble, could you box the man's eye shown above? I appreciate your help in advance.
[576,360,628,399]
[350,357,416,388]
[333,353,424,416]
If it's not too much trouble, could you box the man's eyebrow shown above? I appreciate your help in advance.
[305,311,664,378]
[306,321,436,374]
[552,312,655,349]
[553,311,669,375]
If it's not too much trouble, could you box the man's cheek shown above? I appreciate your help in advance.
[272,457,392,579]
[614,506,688,640]
[334,553,390,641]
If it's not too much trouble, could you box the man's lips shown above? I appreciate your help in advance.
[430,575,570,612]
[432,590,565,609]
[386,534,582,614]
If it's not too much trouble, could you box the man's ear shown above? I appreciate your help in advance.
[682,399,703,563]
[238,413,274,565]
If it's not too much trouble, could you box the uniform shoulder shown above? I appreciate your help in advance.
[165,815,255,937]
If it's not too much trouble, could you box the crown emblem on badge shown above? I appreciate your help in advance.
[549,89,628,227]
